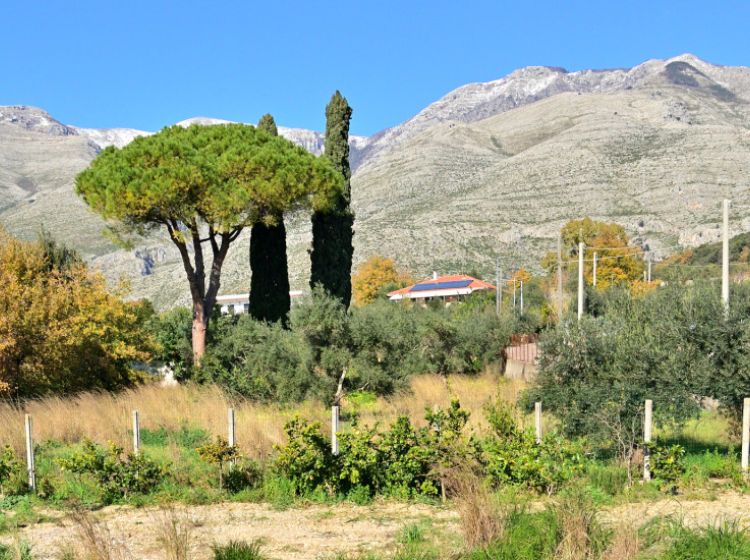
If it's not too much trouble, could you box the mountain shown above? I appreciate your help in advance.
[2,54,750,308]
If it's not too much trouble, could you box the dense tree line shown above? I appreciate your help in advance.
[151,290,518,403]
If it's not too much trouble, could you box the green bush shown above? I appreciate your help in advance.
[57,440,165,503]
[273,418,332,494]
[378,417,438,499]
[212,540,264,560]
[480,399,585,494]
[0,446,26,496]
[650,442,686,490]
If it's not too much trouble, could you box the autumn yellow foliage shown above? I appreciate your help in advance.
[0,229,154,398]
[352,255,414,306]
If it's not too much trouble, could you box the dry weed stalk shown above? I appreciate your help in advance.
[602,523,640,560]
[553,490,601,560]
[444,468,505,549]
[67,509,132,560]
[154,507,195,560]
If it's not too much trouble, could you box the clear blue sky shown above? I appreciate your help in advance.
[3,1,749,136]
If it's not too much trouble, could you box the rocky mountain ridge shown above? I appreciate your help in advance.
[2,54,750,308]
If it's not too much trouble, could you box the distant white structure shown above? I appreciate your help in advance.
[216,291,305,315]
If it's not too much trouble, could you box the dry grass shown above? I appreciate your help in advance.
[553,490,604,560]
[601,524,640,560]
[66,510,132,560]
[154,507,195,560]
[0,373,523,456]
[445,468,505,550]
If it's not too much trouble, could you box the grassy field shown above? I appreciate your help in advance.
[0,374,749,559]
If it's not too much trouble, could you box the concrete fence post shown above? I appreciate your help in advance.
[228,407,237,466]
[331,405,340,456]
[742,397,749,476]
[535,402,542,444]
[132,410,140,456]
[643,399,653,482]
[24,414,36,492]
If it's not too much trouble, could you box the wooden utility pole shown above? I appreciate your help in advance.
[644,399,653,482]
[592,252,598,287]
[520,280,524,314]
[557,233,563,320]
[512,277,517,313]
[647,253,652,283]
[577,242,584,321]
[722,199,730,316]
[227,407,236,466]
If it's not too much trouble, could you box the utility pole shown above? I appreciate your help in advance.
[513,276,517,313]
[592,252,598,288]
[495,258,501,316]
[557,233,563,321]
[722,199,730,316]
[577,241,585,321]
[520,280,524,314]
[647,252,652,283]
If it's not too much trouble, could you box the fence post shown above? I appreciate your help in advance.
[331,405,340,456]
[228,407,237,466]
[643,399,653,482]
[742,397,749,476]
[24,414,36,492]
[132,410,141,456]
[535,402,542,444]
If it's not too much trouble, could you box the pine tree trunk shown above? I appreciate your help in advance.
[191,299,209,365]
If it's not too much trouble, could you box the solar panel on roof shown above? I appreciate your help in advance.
[410,279,472,292]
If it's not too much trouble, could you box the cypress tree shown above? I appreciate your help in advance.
[249,114,291,324]
[310,91,354,306]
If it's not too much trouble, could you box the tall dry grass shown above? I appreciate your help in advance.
[0,373,524,457]
[65,510,132,560]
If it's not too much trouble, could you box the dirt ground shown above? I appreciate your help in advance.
[3,493,750,559]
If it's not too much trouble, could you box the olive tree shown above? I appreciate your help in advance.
[76,124,342,363]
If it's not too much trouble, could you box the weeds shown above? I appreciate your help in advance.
[154,507,194,560]
[211,540,264,560]
[66,509,131,560]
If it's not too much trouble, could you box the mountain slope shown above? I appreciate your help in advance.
[2,54,750,308]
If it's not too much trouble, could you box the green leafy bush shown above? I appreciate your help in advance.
[480,399,585,494]
[57,440,165,503]
[273,418,332,494]
[0,446,25,496]
[196,436,240,489]
[651,442,686,490]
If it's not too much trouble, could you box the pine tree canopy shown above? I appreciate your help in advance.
[257,113,278,136]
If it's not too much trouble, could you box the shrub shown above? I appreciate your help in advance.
[378,417,438,498]
[336,427,380,495]
[650,442,686,491]
[273,418,332,495]
[0,446,25,496]
[480,399,585,494]
[196,437,240,489]
[212,540,265,560]
[57,440,165,503]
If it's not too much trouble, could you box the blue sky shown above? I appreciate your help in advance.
[3,1,749,136]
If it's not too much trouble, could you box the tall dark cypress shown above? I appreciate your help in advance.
[249,114,291,323]
[310,91,354,306]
